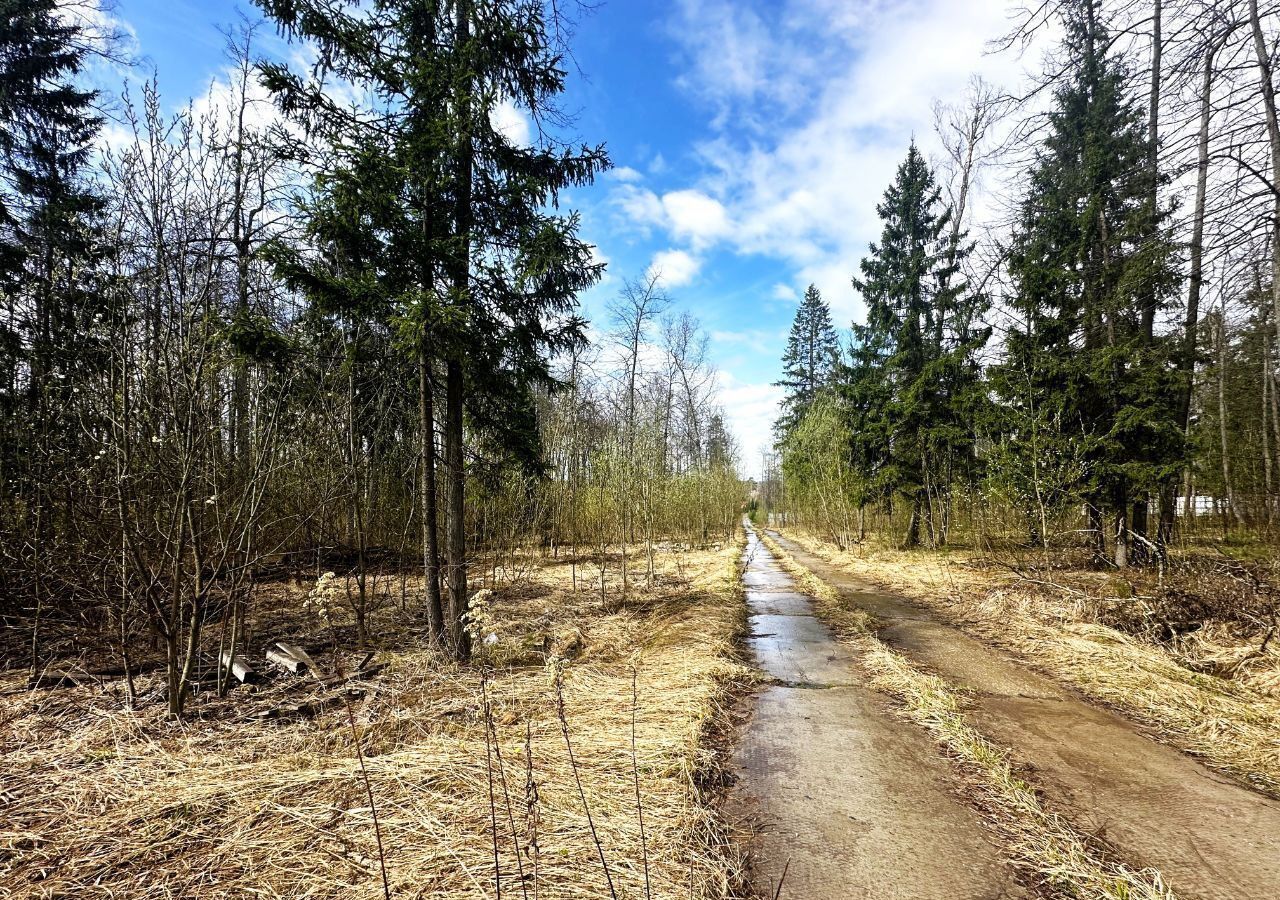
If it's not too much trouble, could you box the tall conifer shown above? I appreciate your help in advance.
[0,0,105,516]
[257,0,607,653]
[991,0,1179,566]
[848,143,987,547]
[774,283,839,439]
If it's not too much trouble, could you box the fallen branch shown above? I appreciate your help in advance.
[255,688,367,722]
[23,659,166,691]
[992,560,1092,599]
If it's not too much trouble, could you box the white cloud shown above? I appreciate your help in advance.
[609,165,644,183]
[654,0,1032,322]
[647,249,702,287]
[717,372,784,469]
[614,184,665,232]
[491,97,532,146]
[612,185,731,251]
[770,282,799,303]
[670,0,771,119]
[190,66,280,137]
[661,189,731,248]
[57,0,139,57]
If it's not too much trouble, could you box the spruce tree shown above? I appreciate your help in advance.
[0,0,105,517]
[707,413,731,470]
[990,0,1179,566]
[774,283,839,439]
[848,143,988,547]
[258,0,607,654]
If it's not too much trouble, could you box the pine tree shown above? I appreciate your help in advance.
[257,0,453,639]
[990,0,1179,566]
[774,283,839,438]
[847,143,987,547]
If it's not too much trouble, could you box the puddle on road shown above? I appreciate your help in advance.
[743,568,793,591]
[744,591,812,616]
[742,532,860,687]
[746,614,862,686]
[731,526,1030,899]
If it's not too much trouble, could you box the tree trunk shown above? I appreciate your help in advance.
[1113,490,1129,570]
[444,358,468,657]
[1135,0,1161,560]
[1271,343,1280,524]
[420,347,444,640]
[1264,322,1274,523]
[904,491,922,548]
[1218,308,1241,526]
[443,0,473,660]
[165,627,182,719]
[1164,36,1218,548]
[1250,0,1280,444]
[1088,504,1106,565]
[1143,0,1161,342]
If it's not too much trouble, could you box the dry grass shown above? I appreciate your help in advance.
[0,537,752,900]
[773,527,1280,798]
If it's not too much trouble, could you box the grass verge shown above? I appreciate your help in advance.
[862,645,1175,900]
[771,527,1280,798]
[0,537,752,900]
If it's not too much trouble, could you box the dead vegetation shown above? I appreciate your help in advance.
[0,538,752,900]
[772,527,1280,796]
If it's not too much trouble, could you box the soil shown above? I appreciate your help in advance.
[728,527,1028,899]
[767,529,1280,900]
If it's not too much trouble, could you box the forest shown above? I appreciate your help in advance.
[1,4,747,896]
[0,0,741,710]
[768,0,1280,567]
[5,1,1280,899]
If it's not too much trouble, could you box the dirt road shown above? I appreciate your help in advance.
[729,526,1028,899]
[763,528,1280,900]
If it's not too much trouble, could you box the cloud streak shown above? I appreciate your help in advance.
[646,0,1028,323]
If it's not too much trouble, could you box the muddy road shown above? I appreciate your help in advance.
[729,526,1027,899]
[735,525,1280,900]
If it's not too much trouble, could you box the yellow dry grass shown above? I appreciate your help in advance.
[774,527,1280,797]
[0,537,752,900]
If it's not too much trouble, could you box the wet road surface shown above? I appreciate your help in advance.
[729,525,1027,899]
[768,529,1280,900]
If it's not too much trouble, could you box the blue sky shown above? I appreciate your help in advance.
[109,0,1029,470]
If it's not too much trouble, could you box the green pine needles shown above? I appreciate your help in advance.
[254,0,610,651]
[990,0,1180,566]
